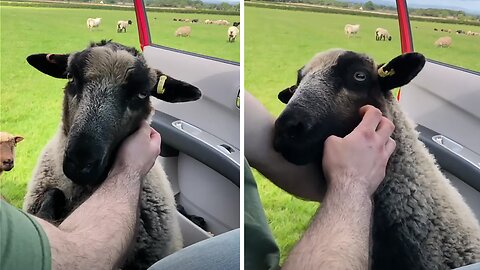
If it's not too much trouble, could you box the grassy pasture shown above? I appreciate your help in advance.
[245,6,480,263]
[0,6,238,207]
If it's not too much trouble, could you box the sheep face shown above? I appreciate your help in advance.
[274,49,425,165]
[27,40,201,186]
[0,132,23,172]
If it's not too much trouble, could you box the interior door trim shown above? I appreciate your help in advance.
[151,111,240,187]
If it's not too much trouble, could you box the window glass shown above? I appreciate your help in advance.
[0,3,139,207]
[147,7,240,62]
[409,4,480,71]
[245,3,406,263]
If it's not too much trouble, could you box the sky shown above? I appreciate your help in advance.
[345,0,480,15]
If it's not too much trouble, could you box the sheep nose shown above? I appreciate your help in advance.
[282,117,312,140]
[63,149,102,185]
[3,159,13,165]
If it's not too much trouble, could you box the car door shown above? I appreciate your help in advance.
[394,0,480,222]
[133,0,240,247]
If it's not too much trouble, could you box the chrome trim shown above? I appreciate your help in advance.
[433,135,480,170]
[172,120,240,166]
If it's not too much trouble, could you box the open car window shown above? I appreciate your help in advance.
[144,4,240,62]
[408,2,480,72]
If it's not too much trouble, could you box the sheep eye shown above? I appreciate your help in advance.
[354,71,366,82]
[137,92,148,99]
[67,72,74,83]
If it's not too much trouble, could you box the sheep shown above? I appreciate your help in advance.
[86,17,101,31]
[191,19,199,23]
[213,19,229,25]
[233,22,240,27]
[204,19,212,24]
[344,24,360,38]
[23,40,202,269]
[0,132,23,175]
[375,27,392,41]
[175,26,191,37]
[434,36,452,48]
[117,20,132,33]
[274,49,480,270]
[228,26,239,42]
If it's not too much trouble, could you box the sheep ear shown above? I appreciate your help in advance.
[378,52,426,91]
[14,136,24,144]
[150,71,202,103]
[278,85,297,104]
[26,54,69,79]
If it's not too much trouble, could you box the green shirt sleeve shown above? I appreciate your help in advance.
[244,160,281,270]
[1,200,51,270]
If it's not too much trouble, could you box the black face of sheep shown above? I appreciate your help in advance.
[26,40,201,186]
[128,20,132,25]
[273,49,425,165]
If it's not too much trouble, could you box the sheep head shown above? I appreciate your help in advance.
[274,49,425,165]
[26,40,201,186]
[0,132,24,172]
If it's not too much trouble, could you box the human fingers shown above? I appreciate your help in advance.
[385,137,396,157]
[376,117,395,141]
[355,106,383,132]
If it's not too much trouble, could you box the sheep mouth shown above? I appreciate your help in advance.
[1,163,14,171]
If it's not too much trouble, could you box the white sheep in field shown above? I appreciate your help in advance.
[227,26,239,42]
[117,20,132,33]
[24,40,202,269]
[204,19,212,24]
[274,49,480,270]
[375,27,392,41]
[344,24,360,38]
[175,26,191,37]
[434,36,452,47]
[86,18,101,31]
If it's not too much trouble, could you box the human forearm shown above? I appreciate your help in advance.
[245,91,325,201]
[36,168,142,270]
[283,180,373,270]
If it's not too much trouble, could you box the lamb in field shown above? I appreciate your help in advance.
[117,20,132,33]
[344,24,360,38]
[375,27,392,41]
[23,40,202,269]
[0,132,23,175]
[434,36,452,47]
[274,49,480,270]
[86,18,101,31]
[228,26,239,42]
[175,26,191,37]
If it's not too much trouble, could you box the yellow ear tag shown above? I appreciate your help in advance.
[378,66,396,77]
[157,75,168,95]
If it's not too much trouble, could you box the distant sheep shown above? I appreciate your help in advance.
[175,26,191,37]
[117,20,132,33]
[213,19,229,25]
[228,26,239,42]
[233,22,240,27]
[204,19,212,24]
[86,18,101,31]
[434,36,452,47]
[0,132,23,175]
[192,19,199,23]
[375,27,391,41]
[344,24,360,38]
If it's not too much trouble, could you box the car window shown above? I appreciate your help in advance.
[145,5,240,62]
[408,2,480,72]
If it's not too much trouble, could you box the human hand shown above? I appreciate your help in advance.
[112,121,161,178]
[322,105,396,196]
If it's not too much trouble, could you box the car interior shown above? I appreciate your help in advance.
[134,1,240,248]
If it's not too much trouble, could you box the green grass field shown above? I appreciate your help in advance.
[0,6,239,207]
[245,6,480,263]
